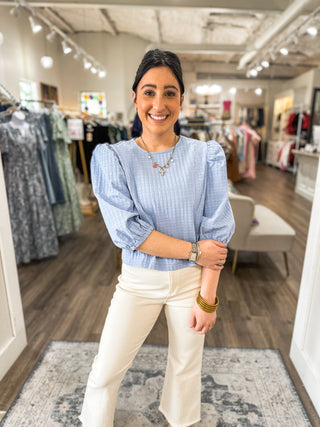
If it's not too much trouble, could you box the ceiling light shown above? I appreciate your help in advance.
[46,29,56,43]
[255,88,262,96]
[208,84,222,95]
[40,56,54,69]
[292,35,299,44]
[83,58,92,70]
[10,5,20,17]
[307,26,318,37]
[73,50,81,61]
[280,47,288,56]
[98,70,107,78]
[29,15,42,34]
[261,60,269,68]
[62,40,72,55]
[249,69,258,77]
[229,87,237,95]
[256,65,263,72]
[0,32,3,46]
[91,66,98,74]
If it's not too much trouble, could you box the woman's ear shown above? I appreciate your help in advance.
[132,91,137,105]
[180,94,184,107]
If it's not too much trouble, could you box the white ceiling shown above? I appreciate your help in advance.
[2,0,320,80]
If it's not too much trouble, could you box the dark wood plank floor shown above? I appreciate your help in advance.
[0,164,319,425]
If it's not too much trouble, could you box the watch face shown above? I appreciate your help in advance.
[190,252,197,262]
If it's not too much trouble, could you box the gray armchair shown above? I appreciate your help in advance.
[228,193,296,274]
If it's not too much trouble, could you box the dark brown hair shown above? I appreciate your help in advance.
[132,49,184,95]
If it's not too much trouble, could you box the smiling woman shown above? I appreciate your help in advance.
[79,49,235,427]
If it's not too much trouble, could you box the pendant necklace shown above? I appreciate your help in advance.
[140,134,178,176]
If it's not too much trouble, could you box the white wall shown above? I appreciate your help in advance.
[290,157,320,417]
[0,7,63,100]
[0,7,148,123]
[60,32,147,123]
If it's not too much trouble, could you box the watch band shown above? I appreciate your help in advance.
[189,242,198,262]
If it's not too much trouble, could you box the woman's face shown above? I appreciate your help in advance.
[132,66,184,138]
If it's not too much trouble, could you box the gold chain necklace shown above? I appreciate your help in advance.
[140,134,178,176]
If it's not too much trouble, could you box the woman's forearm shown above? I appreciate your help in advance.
[200,267,221,304]
[136,230,191,260]
[136,230,228,271]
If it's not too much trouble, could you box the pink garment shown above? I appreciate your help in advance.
[238,125,261,179]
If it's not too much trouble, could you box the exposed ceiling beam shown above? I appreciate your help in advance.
[44,6,75,32]
[237,0,317,69]
[147,43,250,54]
[0,0,290,14]
[100,9,118,36]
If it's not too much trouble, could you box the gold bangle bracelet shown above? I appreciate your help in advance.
[196,292,219,313]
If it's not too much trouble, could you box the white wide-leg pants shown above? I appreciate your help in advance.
[79,264,205,427]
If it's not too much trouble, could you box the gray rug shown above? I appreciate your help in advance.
[0,341,311,426]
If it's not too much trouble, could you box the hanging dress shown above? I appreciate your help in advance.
[50,112,83,236]
[0,121,59,264]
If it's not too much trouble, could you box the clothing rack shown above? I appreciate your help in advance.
[0,84,17,104]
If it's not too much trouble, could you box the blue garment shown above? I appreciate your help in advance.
[91,136,235,271]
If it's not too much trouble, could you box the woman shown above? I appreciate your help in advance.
[80,49,235,427]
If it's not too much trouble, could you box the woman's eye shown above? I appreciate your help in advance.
[165,91,177,97]
[144,90,154,96]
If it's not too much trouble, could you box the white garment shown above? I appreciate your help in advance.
[80,264,205,427]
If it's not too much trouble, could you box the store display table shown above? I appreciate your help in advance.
[292,149,320,201]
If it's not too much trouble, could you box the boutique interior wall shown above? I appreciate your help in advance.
[0,6,147,123]
[1,5,320,130]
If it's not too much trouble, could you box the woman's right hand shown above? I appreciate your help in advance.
[196,239,228,270]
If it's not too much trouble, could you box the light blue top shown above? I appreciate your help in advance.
[91,136,235,271]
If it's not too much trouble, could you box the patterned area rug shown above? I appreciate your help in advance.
[0,341,311,426]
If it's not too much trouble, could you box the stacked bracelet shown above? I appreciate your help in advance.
[196,292,219,313]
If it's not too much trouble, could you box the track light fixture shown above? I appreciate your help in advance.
[261,60,269,68]
[83,58,92,70]
[280,47,288,56]
[307,26,318,36]
[98,70,107,78]
[46,28,56,43]
[73,49,81,61]
[10,4,21,17]
[255,88,262,96]
[62,40,72,55]
[29,15,42,34]
[7,0,107,79]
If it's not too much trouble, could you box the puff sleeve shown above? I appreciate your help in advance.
[199,141,235,244]
[91,144,154,250]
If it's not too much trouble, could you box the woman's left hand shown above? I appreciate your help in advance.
[189,301,217,334]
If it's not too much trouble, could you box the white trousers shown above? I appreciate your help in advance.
[79,264,205,427]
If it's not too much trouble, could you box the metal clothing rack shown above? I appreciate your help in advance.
[0,84,17,104]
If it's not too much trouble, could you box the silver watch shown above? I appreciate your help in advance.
[189,242,198,262]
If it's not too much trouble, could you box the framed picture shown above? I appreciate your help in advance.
[80,91,107,117]
[40,83,59,104]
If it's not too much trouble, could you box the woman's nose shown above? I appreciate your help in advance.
[152,94,165,111]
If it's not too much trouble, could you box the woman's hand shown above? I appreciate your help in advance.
[189,300,217,334]
[196,239,228,270]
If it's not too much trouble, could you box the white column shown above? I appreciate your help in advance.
[0,156,27,381]
[290,157,320,416]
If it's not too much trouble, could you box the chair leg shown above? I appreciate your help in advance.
[283,252,289,277]
[232,250,238,274]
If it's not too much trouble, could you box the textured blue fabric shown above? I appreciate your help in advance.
[91,136,235,271]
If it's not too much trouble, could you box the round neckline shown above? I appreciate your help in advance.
[133,135,182,154]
